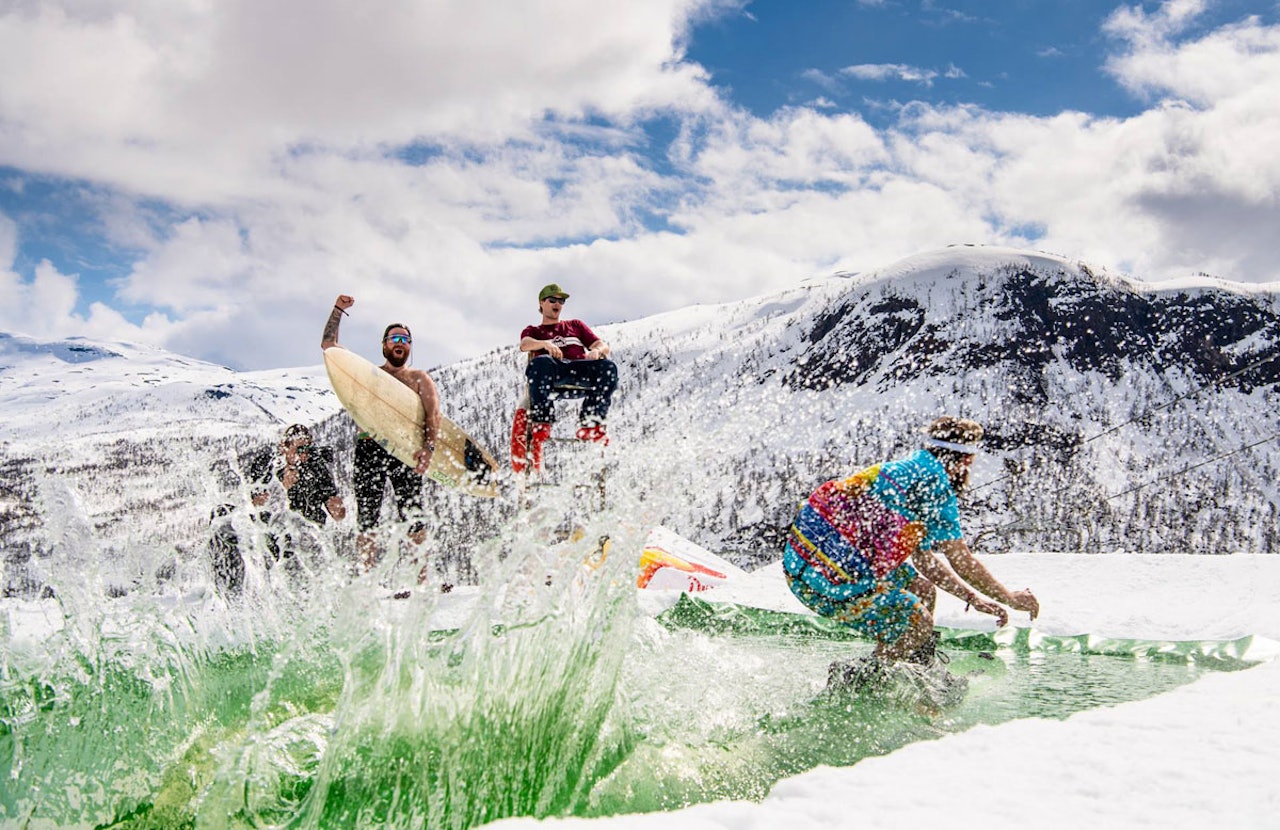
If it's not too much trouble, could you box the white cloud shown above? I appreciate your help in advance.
[801,68,843,95]
[0,0,724,202]
[1103,0,1210,45]
[117,217,256,312]
[1107,11,1280,109]
[686,107,888,194]
[2,1,1279,372]
[0,257,170,345]
[840,63,941,86]
[0,212,15,267]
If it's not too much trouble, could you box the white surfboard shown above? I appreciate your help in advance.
[637,526,749,592]
[323,347,502,498]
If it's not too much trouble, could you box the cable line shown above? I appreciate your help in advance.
[972,350,1280,494]
[1103,431,1280,502]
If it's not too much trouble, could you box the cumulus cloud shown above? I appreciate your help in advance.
[0,211,170,344]
[1106,4,1280,109]
[1,0,1278,371]
[666,7,1280,293]
[0,0,724,202]
[0,212,14,265]
[684,107,888,193]
[1103,0,1211,46]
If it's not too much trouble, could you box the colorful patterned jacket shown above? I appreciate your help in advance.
[784,449,964,600]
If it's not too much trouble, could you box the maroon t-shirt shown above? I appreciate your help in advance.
[520,319,600,360]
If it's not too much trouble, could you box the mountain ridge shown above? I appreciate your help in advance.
[3,245,1278,597]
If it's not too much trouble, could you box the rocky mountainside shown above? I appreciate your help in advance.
[3,246,1278,596]
[427,245,1280,561]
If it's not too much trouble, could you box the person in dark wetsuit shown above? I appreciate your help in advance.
[209,424,346,596]
[246,424,346,526]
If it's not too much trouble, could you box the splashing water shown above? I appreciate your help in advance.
[3,469,642,829]
[0,473,1257,828]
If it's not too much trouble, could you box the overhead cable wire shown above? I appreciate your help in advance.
[972,350,1280,494]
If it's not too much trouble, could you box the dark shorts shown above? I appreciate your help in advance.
[354,438,424,533]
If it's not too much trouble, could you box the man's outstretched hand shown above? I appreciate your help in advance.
[969,595,1009,627]
[1009,589,1039,620]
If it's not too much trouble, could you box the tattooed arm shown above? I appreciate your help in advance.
[322,294,354,349]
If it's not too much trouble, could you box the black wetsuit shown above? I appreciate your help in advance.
[247,445,340,527]
[209,445,340,596]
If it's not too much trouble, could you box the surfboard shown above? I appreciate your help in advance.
[637,526,749,591]
[322,347,502,498]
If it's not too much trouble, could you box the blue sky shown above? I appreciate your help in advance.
[1,1,1278,370]
[691,0,1136,120]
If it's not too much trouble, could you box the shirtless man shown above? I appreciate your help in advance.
[322,294,440,565]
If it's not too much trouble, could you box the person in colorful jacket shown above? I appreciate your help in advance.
[783,416,1039,668]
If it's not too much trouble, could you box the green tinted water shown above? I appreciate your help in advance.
[584,597,1256,815]
[0,550,1257,829]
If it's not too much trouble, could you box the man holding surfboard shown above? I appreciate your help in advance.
[322,294,440,564]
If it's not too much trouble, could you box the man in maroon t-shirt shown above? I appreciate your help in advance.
[518,283,618,457]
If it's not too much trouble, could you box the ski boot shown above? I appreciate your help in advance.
[903,631,968,708]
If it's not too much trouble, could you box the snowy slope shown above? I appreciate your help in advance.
[0,332,345,586]
[0,332,339,446]
[432,244,1280,558]
[3,245,1279,597]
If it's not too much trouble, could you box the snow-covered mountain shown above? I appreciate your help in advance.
[0,332,344,593]
[0,332,339,444]
[3,245,1278,597]
[439,245,1280,560]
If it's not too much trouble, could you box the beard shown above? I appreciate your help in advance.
[384,349,408,368]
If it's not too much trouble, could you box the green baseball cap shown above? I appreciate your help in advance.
[539,283,570,301]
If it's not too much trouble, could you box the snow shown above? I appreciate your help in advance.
[0,330,341,445]
[4,244,1280,827]
[491,553,1280,830]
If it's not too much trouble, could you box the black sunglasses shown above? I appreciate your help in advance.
[544,297,566,304]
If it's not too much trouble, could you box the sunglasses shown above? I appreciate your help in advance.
[544,297,566,305]
[385,334,412,344]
